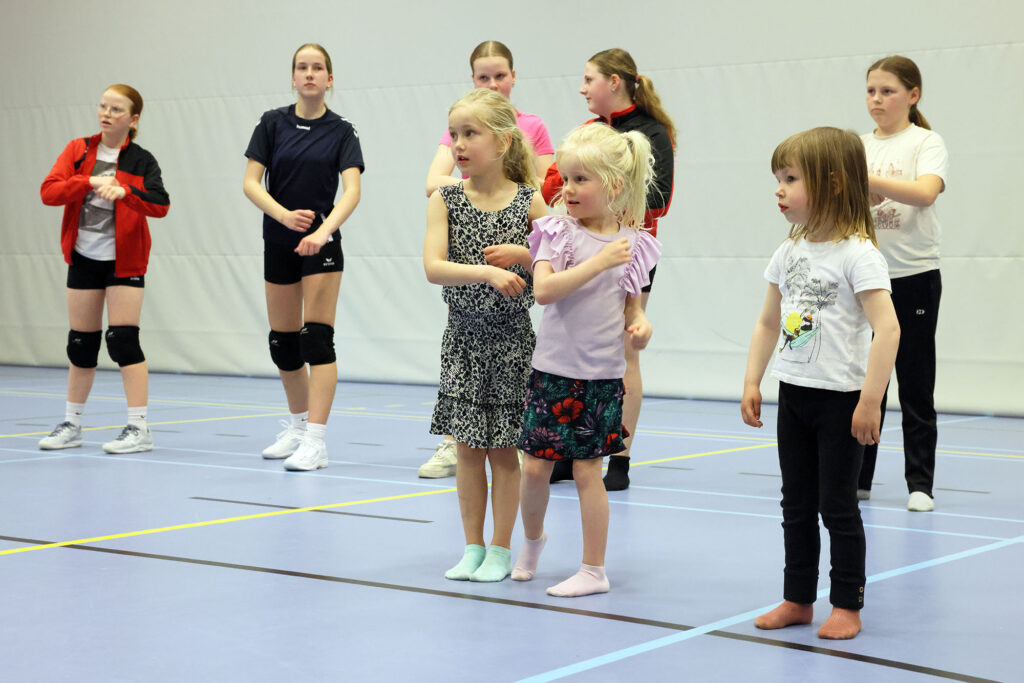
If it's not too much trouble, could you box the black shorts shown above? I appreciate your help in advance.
[67,251,145,289]
[641,265,657,293]
[263,237,343,285]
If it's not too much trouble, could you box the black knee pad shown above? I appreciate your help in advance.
[269,330,303,371]
[300,322,335,366]
[67,330,102,368]
[105,325,145,367]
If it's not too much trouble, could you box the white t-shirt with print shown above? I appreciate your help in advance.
[861,124,948,278]
[74,142,119,260]
[765,236,891,392]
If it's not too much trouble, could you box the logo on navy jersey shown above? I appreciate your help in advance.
[296,124,311,131]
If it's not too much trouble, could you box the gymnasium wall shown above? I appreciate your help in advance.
[2,0,1022,415]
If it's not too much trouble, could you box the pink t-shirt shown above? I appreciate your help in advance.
[529,216,661,380]
[439,110,554,156]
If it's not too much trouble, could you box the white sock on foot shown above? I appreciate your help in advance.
[511,533,547,581]
[127,405,147,430]
[65,401,86,427]
[546,564,609,597]
[306,422,326,443]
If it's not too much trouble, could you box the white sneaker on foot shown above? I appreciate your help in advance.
[283,436,328,471]
[262,420,305,460]
[38,421,83,450]
[907,491,934,511]
[103,425,153,454]
[418,439,456,478]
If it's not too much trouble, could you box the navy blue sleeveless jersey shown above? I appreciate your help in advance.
[245,105,364,246]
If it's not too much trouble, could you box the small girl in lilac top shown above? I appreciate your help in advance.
[514,123,660,597]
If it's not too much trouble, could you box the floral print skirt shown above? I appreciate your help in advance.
[517,369,628,461]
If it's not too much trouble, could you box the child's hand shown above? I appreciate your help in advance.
[626,319,652,349]
[295,229,330,256]
[483,244,520,269]
[851,400,880,445]
[596,238,632,270]
[487,266,527,297]
[870,192,885,206]
[93,183,126,201]
[741,385,763,428]
[89,176,116,189]
[281,208,315,232]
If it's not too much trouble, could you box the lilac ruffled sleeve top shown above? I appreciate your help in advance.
[528,215,661,380]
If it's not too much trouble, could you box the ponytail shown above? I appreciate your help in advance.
[633,75,677,147]
[618,130,655,229]
[502,128,539,188]
[909,103,931,130]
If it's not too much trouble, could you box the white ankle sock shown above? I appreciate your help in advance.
[65,401,86,427]
[127,406,147,430]
[546,564,609,597]
[290,411,308,430]
[305,422,326,443]
[511,533,547,581]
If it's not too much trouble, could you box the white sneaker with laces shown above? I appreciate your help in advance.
[907,491,934,512]
[39,421,83,450]
[103,425,154,454]
[418,439,457,478]
[262,420,305,460]
[283,436,328,471]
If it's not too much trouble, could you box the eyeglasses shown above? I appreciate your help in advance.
[98,103,128,115]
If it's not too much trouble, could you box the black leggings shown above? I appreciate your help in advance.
[776,382,866,610]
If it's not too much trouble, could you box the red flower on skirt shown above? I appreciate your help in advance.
[552,398,584,423]
[605,432,620,446]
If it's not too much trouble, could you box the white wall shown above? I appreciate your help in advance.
[2,0,1022,415]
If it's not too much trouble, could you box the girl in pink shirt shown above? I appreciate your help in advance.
[513,123,660,597]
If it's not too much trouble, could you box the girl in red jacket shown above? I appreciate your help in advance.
[39,84,169,454]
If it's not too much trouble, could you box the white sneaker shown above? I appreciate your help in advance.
[103,425,153,454]
[39,421,83,450]
[283,436,328,471]
[907,491,934,512]
[418,439,457,478]
[262,420,305,459]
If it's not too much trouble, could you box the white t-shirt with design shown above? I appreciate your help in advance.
[861,124,948,278]
[74,142,120,260]
[765,236,891,392]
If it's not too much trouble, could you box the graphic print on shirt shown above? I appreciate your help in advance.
[868,159,904,231]
[79,158,116,235]
[778,256,838,363]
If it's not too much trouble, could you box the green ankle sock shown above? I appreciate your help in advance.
[470,545,512,582]
[445,544,486,580]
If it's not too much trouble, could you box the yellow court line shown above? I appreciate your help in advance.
[630,442,777,467]
[0,487,457,557]
[2,412,291,439]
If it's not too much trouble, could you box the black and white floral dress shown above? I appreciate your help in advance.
[430,182,536,449]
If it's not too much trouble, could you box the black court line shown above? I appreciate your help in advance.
[651,465,694,471]
[0,534,995,682]
[189,496,432,524]
[935,487,989,495]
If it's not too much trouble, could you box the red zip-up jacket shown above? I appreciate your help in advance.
[41,134,170,277]
[542,105,674,237]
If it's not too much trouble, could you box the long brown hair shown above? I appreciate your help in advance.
[449,89,538,188]
[771,127,876,245]
[106,84,143,141]
[867,55,930,130]
[588,48,676,148]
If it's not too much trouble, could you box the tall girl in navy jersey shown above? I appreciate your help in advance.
[39,84,169,454]
[742,127,900,639]
[424,89,547,582]
[857,56,948,512]
[543,48,676,490]
[244,43,364,471]
[514,123,659,597]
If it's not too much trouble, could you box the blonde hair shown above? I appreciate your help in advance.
[588,48,677,148]
[867,55,929,130]
[449,89,538,188]
[555,123,654,229]
[105,84,143,141]
[771,127,876,245]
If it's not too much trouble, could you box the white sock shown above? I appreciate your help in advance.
[290,411,309,430]
[511,533,547,581]
[127,406,147,430]
[306,422,326,443]
[546,564,609,597]
[65,401,86,427]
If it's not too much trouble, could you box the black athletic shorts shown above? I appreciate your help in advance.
[641,265,657,294]
[263,237,343,285]
[67,251,145,289]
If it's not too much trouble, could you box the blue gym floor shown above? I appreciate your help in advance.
[0,365,1020,682]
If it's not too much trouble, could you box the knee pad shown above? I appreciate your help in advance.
[269,330,303,371]
[67,330,102,368]
[105,325,145,367]
[300,322,335,366]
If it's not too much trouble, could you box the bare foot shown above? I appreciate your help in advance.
[818,607,862,639]
[754,601,813,630]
